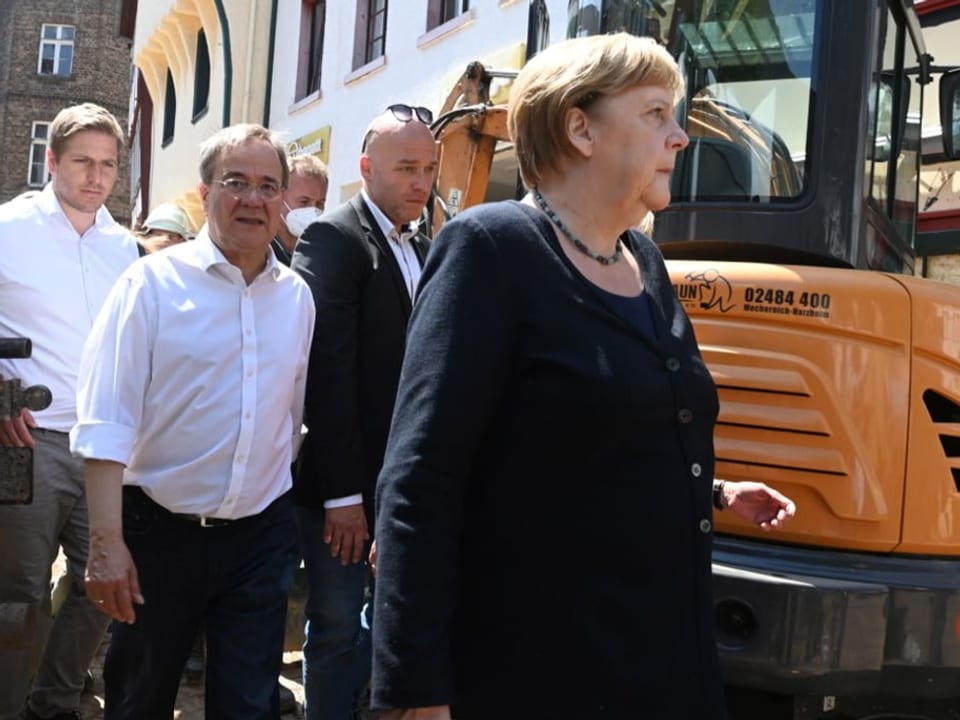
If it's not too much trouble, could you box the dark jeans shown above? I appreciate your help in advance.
[103,487,297,720]
[295,505,372,720]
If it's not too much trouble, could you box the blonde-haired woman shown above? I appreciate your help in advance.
[372,33,794,720]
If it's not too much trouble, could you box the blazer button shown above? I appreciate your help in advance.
[699,518,712,534]
[691,462,702,477]
[666,357,681,372]
[678,408,693,424]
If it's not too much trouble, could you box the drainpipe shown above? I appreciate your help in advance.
[213,0,232,126]
[263,0,279,127]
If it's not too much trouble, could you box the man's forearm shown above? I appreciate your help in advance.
[85,459,125,537]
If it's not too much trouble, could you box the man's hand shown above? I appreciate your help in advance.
[724,480,797,531]
[379,707,452,720]
[324,503,369,565]
[85,529,144,624]
[0,408,36,447]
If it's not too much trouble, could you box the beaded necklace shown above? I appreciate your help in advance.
[533,188,623,266]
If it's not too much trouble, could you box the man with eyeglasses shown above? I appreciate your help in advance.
[290,104,437,720]
[72,123,315,718]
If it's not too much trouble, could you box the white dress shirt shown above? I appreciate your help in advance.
[70,230,316,519]
[0,184,139,431]
[361,189,423,300]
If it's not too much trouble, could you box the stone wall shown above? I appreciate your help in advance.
[920,254,960,286]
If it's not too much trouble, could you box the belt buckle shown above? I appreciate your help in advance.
[199,516,225,528]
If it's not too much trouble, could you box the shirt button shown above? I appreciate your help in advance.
[245,411,252,419]
[699,518,712,534]
[246,369,253,377]
[678,408,693,424]
[236,455,245,464]
[666,357,680,372]
[691,462,702,477]
[245,328,252,336]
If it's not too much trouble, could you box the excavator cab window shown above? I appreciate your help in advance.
[664,0,815,204]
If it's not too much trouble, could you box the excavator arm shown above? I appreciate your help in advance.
[430,62,513,236]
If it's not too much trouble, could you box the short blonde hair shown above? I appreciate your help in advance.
[509,33,682,188]
[49,103,124,159]
[288,154,329,184]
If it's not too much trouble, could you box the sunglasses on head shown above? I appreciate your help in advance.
[362,104,436,152]
[387,104,434,125]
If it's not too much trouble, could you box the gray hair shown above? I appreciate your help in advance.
[198,123,289,188]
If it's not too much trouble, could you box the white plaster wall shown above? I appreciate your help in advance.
[268,0,571,203]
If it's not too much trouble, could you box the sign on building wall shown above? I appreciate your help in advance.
[287,126,331,163]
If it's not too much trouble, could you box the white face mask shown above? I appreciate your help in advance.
[283,205,322,238]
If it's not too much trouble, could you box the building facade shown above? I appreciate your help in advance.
[129,0,274,229]
[0,0,133,223]
[267,0,554,206]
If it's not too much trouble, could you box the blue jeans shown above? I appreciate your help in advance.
[104,487,297,720]
[296,505,372,720]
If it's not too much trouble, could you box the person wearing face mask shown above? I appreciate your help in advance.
[272,154,329,266]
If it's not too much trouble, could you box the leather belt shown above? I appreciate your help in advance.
[174,514,234,528]
[124,486,237,528]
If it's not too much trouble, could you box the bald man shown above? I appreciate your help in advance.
[290,106,437,720]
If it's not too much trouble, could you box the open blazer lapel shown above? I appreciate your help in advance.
[352,195,414,317]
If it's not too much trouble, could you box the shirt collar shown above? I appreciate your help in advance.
[361,188,420,243]
[37,183,116,233]
[192,226,282,282]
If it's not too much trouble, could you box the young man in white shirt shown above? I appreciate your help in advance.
[71,123,315,719]
[0,102,139,720]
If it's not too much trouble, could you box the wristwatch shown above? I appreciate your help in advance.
[712,479,726,511]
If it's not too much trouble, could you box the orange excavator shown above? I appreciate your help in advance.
[429,1,960,718]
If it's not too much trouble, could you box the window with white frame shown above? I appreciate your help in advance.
[38,24,75,76]
[28,122,51,187]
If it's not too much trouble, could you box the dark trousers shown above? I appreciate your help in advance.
[103,487,297,720]
[295,505,372,720]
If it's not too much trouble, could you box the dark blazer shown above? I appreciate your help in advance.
[372,201,725,719]
[290,194,429,521]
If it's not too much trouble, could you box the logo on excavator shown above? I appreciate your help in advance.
[674,269,736,313]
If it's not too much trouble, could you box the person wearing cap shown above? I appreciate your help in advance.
[137,203,196,253]
[272,155,328,266]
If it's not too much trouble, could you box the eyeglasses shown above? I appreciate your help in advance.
[214,178,283,202]
[387,104,434,125]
